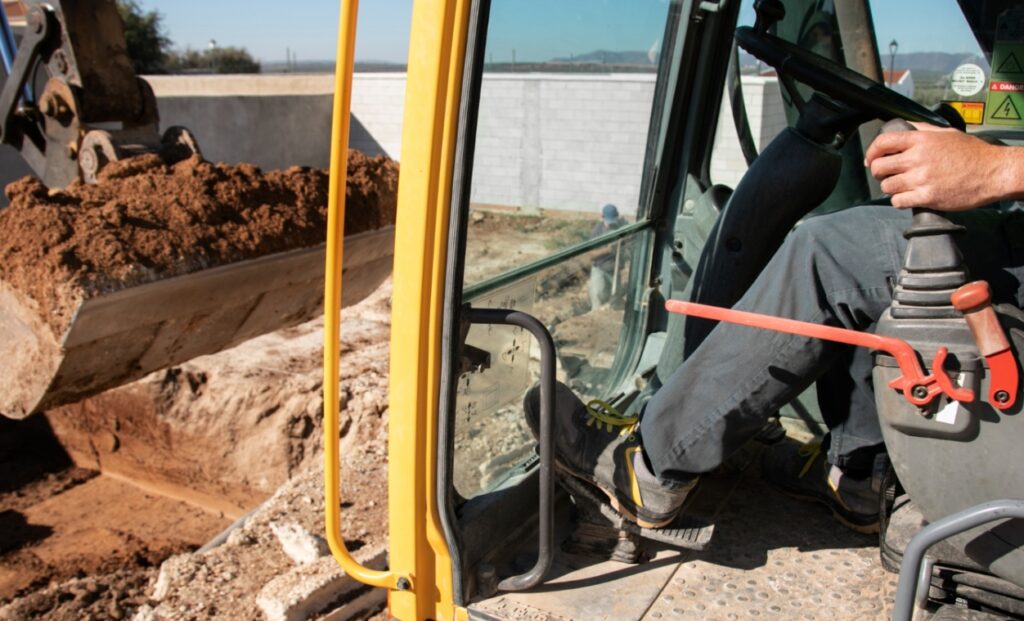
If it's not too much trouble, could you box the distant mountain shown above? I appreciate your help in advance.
[738,50,988,76]
[894,52,988,74]
[550,49,655,66]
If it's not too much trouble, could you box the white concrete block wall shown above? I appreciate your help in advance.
[471,75,527,208]
[0,73,785,212]
[710,76,788,188]
[146,74,404,167]
[469,74,656,216]
[350,74,406,159]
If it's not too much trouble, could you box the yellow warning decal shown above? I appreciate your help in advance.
[986,12,1024,126]
[945,101,986,125]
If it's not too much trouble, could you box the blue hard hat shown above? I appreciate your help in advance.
[601,204,619,222]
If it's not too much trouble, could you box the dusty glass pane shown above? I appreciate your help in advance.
[462,208,633,287]
[453,234,640,498]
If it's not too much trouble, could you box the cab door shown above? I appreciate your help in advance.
[429,0,740,613]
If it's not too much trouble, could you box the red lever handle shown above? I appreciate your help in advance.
[665,300,972,408]
[951,281,1018,410]
[952,282,1010,355]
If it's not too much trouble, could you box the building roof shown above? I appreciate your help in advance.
[882,69,911,84]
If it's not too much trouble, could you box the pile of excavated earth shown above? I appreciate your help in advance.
[0,152,398,621]
[0,150,396,336]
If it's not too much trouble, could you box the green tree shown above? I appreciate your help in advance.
[166,47,261,74]
[116,0,171,74]
[208,47,261,74]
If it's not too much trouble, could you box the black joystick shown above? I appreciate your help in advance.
[753,0,785,34]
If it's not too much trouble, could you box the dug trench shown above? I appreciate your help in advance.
[0,152,398,621]
[0,177,620,619]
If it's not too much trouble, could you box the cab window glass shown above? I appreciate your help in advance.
[453,0,675,499]
[463,0,672,288]
[711,0,1018,194]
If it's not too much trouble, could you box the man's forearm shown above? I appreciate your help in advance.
[866,129,1024,211]
[995,146,1024,204]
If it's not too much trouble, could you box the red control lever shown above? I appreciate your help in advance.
[951,281,1018,410]
[666,300,974,408]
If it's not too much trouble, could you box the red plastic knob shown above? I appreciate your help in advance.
[951,281,991,313]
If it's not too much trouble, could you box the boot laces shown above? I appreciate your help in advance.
[585,399,638,438]
[797,441,822,478]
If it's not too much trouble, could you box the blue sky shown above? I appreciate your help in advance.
[136,0,979,65]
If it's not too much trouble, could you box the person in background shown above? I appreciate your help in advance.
[589,204,628,310]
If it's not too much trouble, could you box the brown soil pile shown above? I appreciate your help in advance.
[0,150,397,334]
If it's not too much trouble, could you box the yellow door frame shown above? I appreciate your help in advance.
[323,0,473,619]
[387,0,471,617]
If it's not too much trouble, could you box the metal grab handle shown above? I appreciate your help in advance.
[892,500,1024,621]
[465,307,556,592]
[323,0,398,591]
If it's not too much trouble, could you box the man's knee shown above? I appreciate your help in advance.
[775,205,903,279]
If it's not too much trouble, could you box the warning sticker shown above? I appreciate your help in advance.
[987,11,1024,126]
[945,101,986,125]
[996,49,1024,75]
[986,44,1024,125]
[991,95,1023,121]
[950,63,987,97]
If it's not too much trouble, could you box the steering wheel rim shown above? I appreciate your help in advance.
[735,26,951,128]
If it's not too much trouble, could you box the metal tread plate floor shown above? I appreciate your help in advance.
[472,445,898,620]
[640,473,897,620]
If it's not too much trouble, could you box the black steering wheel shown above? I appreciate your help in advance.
[735,26,952,129]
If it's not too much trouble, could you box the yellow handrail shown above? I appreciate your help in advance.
[323,0,398,590]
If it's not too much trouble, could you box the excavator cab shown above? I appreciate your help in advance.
[323,0,1024,619]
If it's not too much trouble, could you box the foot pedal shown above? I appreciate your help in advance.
[559,475,714,563]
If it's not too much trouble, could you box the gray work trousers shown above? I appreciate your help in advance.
[590,266,613,309]
[642,204,1024,480]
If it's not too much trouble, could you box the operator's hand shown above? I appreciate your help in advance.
[865,123,1024,211]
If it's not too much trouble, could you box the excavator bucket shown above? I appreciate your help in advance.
[0,1,399,419]
[0,226,394,419]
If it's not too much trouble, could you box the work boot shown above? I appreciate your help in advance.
[761,439,880,534]
[523,382,696,528]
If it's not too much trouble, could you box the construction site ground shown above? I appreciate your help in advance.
[0,208,904,620]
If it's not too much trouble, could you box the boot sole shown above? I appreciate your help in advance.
[554,461,679,529]
[775,486,880,535]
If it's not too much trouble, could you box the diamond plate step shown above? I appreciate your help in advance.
[559,475,714,554]
[641,474,898,621]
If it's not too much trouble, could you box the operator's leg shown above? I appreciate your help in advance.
[643,204,1023,481]
[528,205,1022,528]
[816,344,884,476]
[642,204,908,480]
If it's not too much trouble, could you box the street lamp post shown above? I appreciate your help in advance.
[888,39,899,88]
[209,39,218,74]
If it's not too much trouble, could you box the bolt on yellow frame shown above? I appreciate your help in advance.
[323,0,472,618]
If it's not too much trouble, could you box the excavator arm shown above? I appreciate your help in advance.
[0,0,199,187]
